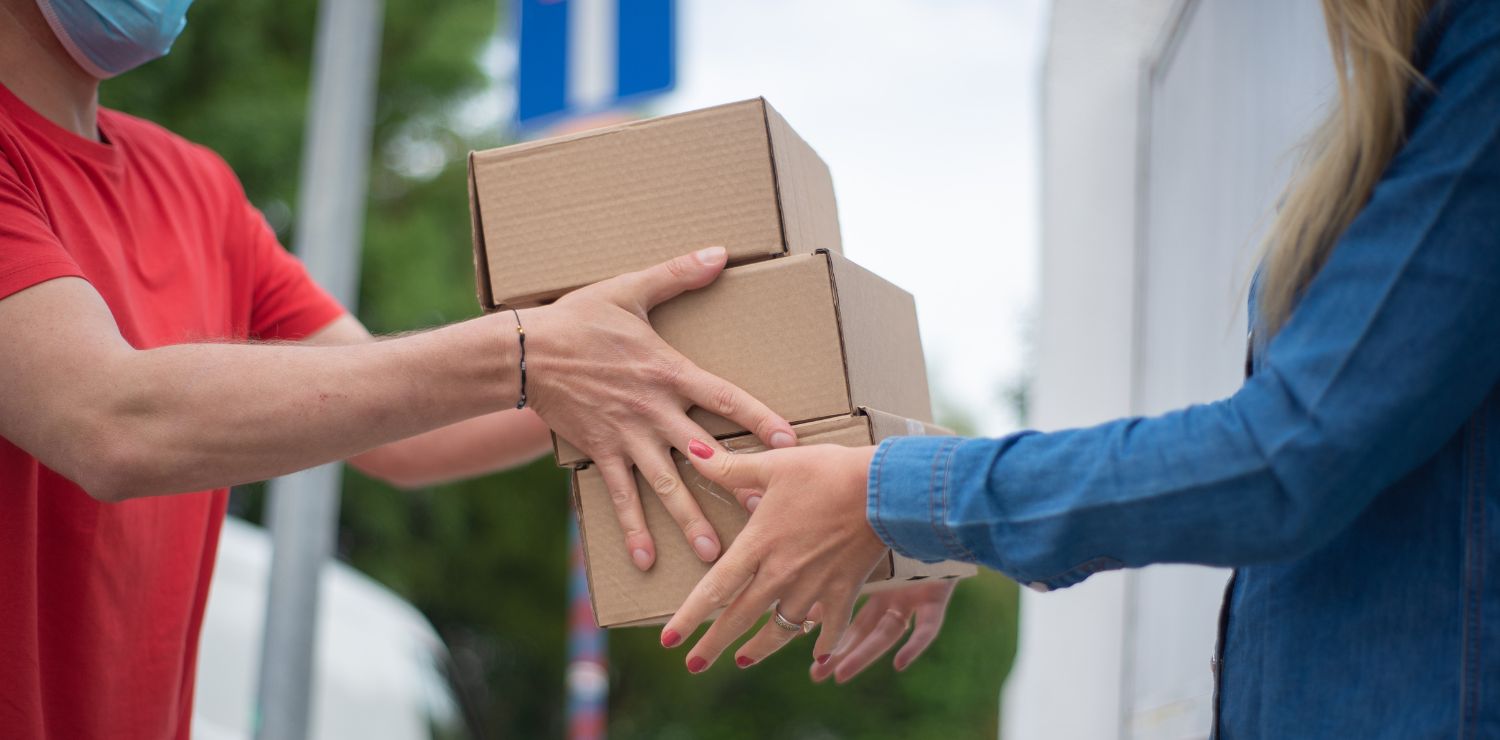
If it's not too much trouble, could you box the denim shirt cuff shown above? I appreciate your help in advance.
[866,435,975,564]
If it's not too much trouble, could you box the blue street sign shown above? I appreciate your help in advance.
[515,0,676,132]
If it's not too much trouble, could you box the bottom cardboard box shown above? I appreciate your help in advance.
[572,407,978,628]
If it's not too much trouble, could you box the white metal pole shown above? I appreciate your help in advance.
[254,0,382,737]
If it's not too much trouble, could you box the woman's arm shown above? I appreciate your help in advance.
[869,9,1500,587]
[657,6,1500,672]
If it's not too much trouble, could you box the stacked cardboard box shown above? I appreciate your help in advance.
[469,98,976,628]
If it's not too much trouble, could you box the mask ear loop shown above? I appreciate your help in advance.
[30,0,117,79]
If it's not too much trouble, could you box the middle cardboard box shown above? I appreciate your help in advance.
[552,249,935,466]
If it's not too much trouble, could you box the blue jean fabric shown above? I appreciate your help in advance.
[867,1,1500,736]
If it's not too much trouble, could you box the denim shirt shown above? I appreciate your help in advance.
[867,1,1500,736]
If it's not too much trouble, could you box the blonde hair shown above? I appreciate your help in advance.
[1257,0,1432,335]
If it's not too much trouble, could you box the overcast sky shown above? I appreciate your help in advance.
[655,0,1049,435]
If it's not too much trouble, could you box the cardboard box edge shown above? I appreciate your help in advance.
[569,470,607,628]
[826,252,935,423]
[761,100,843,255]
[467,151,497,312]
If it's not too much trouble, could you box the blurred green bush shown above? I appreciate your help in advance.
[101,1,1017,736]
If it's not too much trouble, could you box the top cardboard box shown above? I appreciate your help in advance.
[468,98,842,309]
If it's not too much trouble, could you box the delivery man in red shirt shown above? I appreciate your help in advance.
[0,0,802,736]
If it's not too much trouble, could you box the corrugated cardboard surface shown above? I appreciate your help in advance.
[574,408,975,628]
[828,256,936,426]
[470,98,840,308]
[764,103,843,256]
[553,251,933,466]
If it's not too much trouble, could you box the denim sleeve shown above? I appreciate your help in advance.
[870,5,1500,590]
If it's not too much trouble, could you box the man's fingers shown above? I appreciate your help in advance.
[893,602,950,672]
[835,597,884,653]
[614,247,728,314]
[833,608,911,683]
[630,444,719,562]
[734,486,765,513]
[660,548,757,653]
[676,365,797,451]
[597,459,655,571]
[831,596,885,657]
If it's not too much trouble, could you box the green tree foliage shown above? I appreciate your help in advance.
[100,2,1018,736]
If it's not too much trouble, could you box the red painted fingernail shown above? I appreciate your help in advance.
[736,655,754,668]
[687,656,708,673]
[816,654,831,665]
[688,439,714,459]
[661,630,681,648]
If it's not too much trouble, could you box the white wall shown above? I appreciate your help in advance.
[1012,1,1333,737]
[1007,2,1177,738]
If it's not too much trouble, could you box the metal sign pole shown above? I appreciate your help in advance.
[254,0,383,737]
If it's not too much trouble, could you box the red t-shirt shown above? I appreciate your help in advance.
[0,83,344,738]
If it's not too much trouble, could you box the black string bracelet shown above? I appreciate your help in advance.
[510,307,528,409]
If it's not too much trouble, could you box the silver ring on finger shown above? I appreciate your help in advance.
[772,602,816,634]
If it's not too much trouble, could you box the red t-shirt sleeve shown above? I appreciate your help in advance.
[223,175,346,341]
[0,154,84,302]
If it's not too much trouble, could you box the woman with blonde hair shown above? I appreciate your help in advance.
[662,0,1500,734]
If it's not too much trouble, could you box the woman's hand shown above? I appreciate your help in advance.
[657,441,886,673]
[520,247,798,571]
[809,580,956,684]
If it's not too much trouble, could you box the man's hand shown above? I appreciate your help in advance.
[810,580,957,683]
[657,441,885,673]
[522,247,798,571]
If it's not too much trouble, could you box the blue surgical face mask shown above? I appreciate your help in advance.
[34,0,194,79]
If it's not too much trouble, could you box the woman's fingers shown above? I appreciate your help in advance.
[596,459,655,571]
[892,600,951,672]
[630,443,720,562]
[655,416,765,513]
[811,590,857,666]
[732,595,821,669]
[832,606,911,683]
[675,364,797,451]
[679,570,783,672]
[683,435,772,492]
[660,546,758,653]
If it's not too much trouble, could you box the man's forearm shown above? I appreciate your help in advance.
[348,408,553,489]
[91,312,518,499]
[298,313,554,488]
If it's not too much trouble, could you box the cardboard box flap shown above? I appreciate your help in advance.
[763,101,843,255]
[826,252,935,424]
[863,406,948,439]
